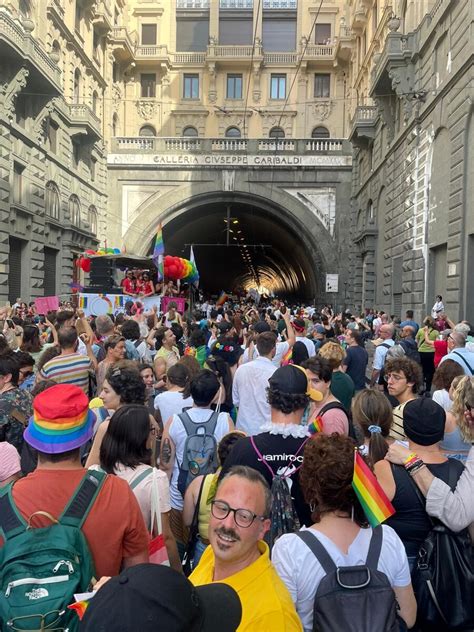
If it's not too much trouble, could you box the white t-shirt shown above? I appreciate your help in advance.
[168,407,231,510]
[154,391,194,425]
[432,388,452,412]
[272,525,411,632]
[115,464,170,531]
[242,340,290,367]
[295,336,316,358]
[232,356,276,435]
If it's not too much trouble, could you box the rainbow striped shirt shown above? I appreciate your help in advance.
[40,352,91,393]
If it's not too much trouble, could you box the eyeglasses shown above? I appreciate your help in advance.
[384,373,406,383]
[210,500,267,528]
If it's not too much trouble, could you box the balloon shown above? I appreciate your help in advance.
[75,257,82,268]
[113,248,121,254]
[80,258,91,272]
[85,249,95,255]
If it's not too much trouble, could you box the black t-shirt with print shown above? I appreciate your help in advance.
[220,432,312,527]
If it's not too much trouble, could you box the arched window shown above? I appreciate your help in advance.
[311,126,330,138]
[88,205,98,235]
[367,199,375,223]
[139,125,156,137]
[73,69,81,104]
[19,0,31,17]
[269,126,285,139]
[92,91,99,116]
[182,126,198,137]
[69,195,81,227]
[225,126,241,138]
[45,181,60,221]
[112,113,118,137]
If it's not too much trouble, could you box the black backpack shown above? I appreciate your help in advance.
[318,401,361,444]
[297,526,400,632]
[406,465,474,630]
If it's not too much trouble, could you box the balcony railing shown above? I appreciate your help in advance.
[264,52,298,64]
[349,105,378,147]
[135,44,168,58]
[0,8,61,92]
[112,137,347,154]
[304,44,334,58]
[220,0,253,7]
[352,105,378,123]
[263,0,297,8]
[69,103,101,137]
[208,45,256,57]
[177,0,210,8]
[172,51,206,63]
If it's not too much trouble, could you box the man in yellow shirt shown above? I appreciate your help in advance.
[189,465,303,631]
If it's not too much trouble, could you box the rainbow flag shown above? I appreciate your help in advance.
[352,450,395,528]
[308,415,323,435]
[280,347,293,366]
[216,291,229,306]
[152,223,164,281]
[68,600,89,620]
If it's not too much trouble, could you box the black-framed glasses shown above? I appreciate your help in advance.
[210,500,267,528]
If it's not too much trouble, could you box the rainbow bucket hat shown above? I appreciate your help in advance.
[24,384,94,454]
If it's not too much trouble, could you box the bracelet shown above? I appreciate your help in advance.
[403,452,419,469]
[407,462,427,477]
[405,457,424,473]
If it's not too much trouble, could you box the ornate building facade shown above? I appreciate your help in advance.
[348,0,474,321]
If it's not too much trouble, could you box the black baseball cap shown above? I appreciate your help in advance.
[80,564,242,632]
[269,365,308,395]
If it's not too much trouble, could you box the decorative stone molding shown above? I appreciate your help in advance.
[112,84,122,109]
[33,98,58,142]
[313,100,334,121]
[0,66,29,121]
[261,111,297,138]
[214,110,252,136]
[136,100,158,121]
[172,110,209,136]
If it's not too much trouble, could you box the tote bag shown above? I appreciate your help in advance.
[149,468,170,566]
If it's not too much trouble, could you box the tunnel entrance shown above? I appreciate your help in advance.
[147,193,326,300]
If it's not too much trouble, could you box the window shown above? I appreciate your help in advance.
[141,24,157,45]
[88,205,98,235]
[43,248,57,297]
[225,127,241,138]
[311,126,330,138]
[13,162,24,205]
[73,69,81,104]
[140,74,156,98]
[72,140,80,168]
[315,24,331,45]
[45,182,60,220]
[183,74,199,99]
[182,126,198,137]
[270,74,286,100]
[75,2,82,32]
[92,91,98,116]
[90,157,97,182]
[314,73,330,98]
[139,125,156,137]
[176,17,209,52]
[227,74,243,99]
[47,119,58,153]
[19,0,31,17]
[219,14,253,45]
[263,16,296,52]
[93,31,100,57]
[112,113,118,136]
[112,62,118,83]
[269,127,285,139]
[69,195,81,227]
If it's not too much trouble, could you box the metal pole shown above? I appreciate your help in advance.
[226,205,230,246]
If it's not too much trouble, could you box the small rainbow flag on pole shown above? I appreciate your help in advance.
[152,223,164,281]
[352,449,395,528]
[216,291,229,306]
[68,599,90,620]
[308,415,323,435]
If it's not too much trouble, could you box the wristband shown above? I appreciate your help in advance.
[403,452,419,469]
[405,457,424,473]
[407,462,426,477]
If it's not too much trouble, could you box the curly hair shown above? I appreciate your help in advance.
[266,387,309,414]
[451,376,474,442]
[384,357,423,393]
[318,340,345,370]
[105,360,146,405]
[300,433,368,527]
[432,359,465,391]
[351,390,391,464]
[178,354,201,381]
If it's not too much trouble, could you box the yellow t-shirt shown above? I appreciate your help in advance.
[190,541,303,632]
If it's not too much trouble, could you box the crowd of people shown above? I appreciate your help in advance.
[0,295,473,631]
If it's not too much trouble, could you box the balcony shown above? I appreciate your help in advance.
[351,7,368,33]
[110,26,135,63]
[68,103,101,140]
[370,32,415,98]
[110,136,350,156]
[349,105,378,148]
[92,1,112,33]
[303,44,334,63]
[263,0,297,7]
[335,24,354,63]
[135,44,169,67]
[0,8,61,94]
[172,51,206,64]
[220,0,253,7]
[207,43,262,65]
[264,52,298,65]
[177,0,210,8]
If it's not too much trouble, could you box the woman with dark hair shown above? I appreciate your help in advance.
[352,389,393,464]
[20,321,58,365]
[186,327,209,368]
[136,272,155,297]
[85,361,159,468]
[96,404,180,571]
[290,341,309,367]
[272,433,416,632]
[154,363,193,427]
[431,358,464,411]
[204,353,234,415]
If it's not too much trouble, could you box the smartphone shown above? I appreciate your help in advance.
[280,305,287,315]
